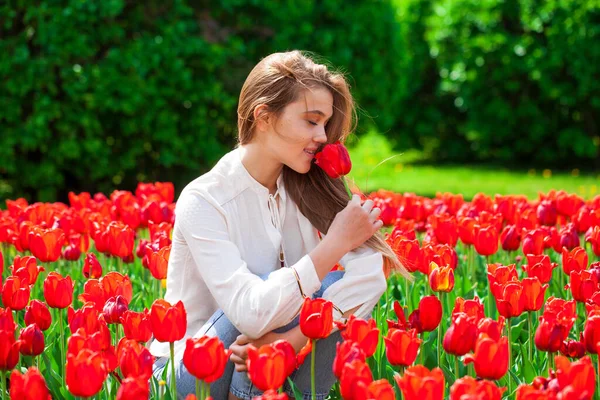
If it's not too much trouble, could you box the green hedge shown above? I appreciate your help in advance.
[1,0,598,202]
[0,0,403,202]
[394,0,600,167]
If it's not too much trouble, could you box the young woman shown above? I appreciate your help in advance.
[150,50,407,399]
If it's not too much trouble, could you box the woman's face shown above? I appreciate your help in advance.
[258,87,333,174]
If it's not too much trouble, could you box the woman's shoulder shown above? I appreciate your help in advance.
[177,148,245,210]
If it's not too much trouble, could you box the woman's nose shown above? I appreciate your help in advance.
[314,129,327,143]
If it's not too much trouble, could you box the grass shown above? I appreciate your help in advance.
[346,131,600,200]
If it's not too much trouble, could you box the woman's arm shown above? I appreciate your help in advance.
[318,237,388,321]
[176,190,347,339]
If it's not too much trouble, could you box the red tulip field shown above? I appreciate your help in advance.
[1,183,600,399]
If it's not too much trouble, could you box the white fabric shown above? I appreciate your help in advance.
[148,146,386,360]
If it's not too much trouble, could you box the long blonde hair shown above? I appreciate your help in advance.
[236,50,410,279]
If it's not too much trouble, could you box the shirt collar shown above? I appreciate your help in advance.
[233,147,287,201]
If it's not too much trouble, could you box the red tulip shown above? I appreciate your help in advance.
[28,227,65,262]
[458,216,476,246]
[1,276,31,310]
[570,270,599,303]
[271,340,297,378]
[359,379,396,400]
[558,224,580,251]
[493,281,525,319]
[10,255,44,286]
[583,312,600,354]
[65,349,108,397]
[103,295,129,324]
[63,243,82,261]
[0,307,16,333]
[337,315,379,357]
[409,295,442,333]
[522,254,557,284]
[332,340,366,379]
[339,359,373,400]
[10,367,51,400]
[443,313,478,356]
[78,279,107,312]
[537,200,557,226]
[450,376,506,400]
[106,221,135,259]
[586,226,600,257]
[120,309,153,342]
[521,277,548,312]
[390,238,420,273]
[83,253,103,279]
[149,299,187,343]
[0,329,20,371]
[452,297,485,322]
[464,335,509,380]
[477,317,505,342]
[430,213,459,247]
[101,272,133,305]
[246,343,288,391]
[299,298,333,339]
[500,225,521,251]
[487,263,519,297]
[383,328,422,366]
[562,247,588,276]
[522,229,546,256]
[116,377,149,400]
[554,355,595,397]
[117,338,153,380]
[182,336,230,383]
[24,300,52,331]
[428,262,454,292]
[395,365,445,400]
[474,224,499,256]
[17,323,44,356]
[535,314,572,353]
[561,339,585,359]
[144,245,171,280]
[43,272,74,309]
[433,243,458,271]
[314,141,352,178]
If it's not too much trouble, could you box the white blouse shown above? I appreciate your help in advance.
[149,146,386,360]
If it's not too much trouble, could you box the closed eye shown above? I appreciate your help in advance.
[308,121,318,126]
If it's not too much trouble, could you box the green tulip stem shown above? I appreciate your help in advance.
[196,379,201,400]
[528,311,533,361]
[59,308,66,386]
[507,320,513,395]
[205,381,210,399]
[170,342,177,400]
[455,355,460,379]
[311,339,317,400]
[596,355,600,400]
[1,370,6,399]
[437,323,442,367]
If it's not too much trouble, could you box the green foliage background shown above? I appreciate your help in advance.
[1,0,598,202]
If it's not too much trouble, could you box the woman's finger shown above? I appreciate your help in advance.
[361,199,374,212]
[236,334,250,345]
[369,207,381,221]
[230,354,246,365]
[235,363,248,372]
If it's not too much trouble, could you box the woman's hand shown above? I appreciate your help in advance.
[229,332,281,372]
[328,194,382,252]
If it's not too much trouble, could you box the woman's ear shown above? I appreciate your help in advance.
[253,104,271,131]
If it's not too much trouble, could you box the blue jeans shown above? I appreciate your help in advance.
[152,271,345,400]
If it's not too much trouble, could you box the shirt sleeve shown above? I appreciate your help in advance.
[175,190,322,339]
[319,236,387,321]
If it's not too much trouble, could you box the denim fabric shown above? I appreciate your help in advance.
[152,271,345,400]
